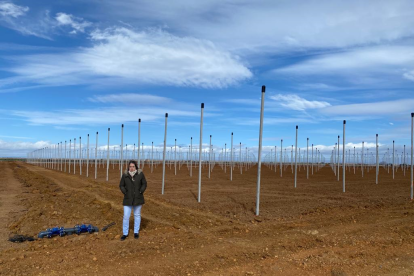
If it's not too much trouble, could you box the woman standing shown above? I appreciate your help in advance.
[119,160,147,241]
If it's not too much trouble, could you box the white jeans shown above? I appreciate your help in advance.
[123,205,142,236]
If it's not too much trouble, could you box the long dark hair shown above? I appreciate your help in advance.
[125,160,138,174]
[126,160,138,173]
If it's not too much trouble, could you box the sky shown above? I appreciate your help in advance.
[0,0,413,161]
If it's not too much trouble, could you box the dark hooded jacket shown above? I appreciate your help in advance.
[119,169,147,206]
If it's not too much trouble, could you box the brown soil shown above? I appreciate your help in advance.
[1,161,414,275]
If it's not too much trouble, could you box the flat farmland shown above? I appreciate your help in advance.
[1,161,413,275]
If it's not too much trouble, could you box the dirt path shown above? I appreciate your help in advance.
[0,162,26,251]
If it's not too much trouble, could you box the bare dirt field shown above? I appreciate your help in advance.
[1,160,414,275]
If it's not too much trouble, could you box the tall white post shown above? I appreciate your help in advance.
[69,140,71,174]
[256,85,265,216]
[190,137,193,177]
[95,132,98,179]
[411,113,413,200]
[74,138,76,174]
[79,137,82,175]
[162,114,168,194]
[240,142,242,174]
[230,132,233,181]
[208,135,212,178]
[343,120,346,192]
[337,135,340,181]
[86,134,89,177]
[120,125,124,178]
[307,138,309,179]
[404,145,406,177]
[64,141,67,173]
[138,118,141,168]
[151,141,154,173]
[393,140,395,180]
[311,143,314,175]
[175,139,177,176]
[198,104,204,202]
[280,139,283,177]
[224,143,227,173]
[376,134,379,184]
[106,128,110,181]
[294,125,298,188]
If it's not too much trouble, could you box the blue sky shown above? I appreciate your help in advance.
[0,0,413,160]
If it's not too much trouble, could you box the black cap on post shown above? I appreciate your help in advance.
[296,125,298,129]
[108,128,110,131]
[201,103,204,108]
[412,113,414,117]
[122,124,124,127]
[343,120,346,124]
[165,113,168,117]
[262,85,266,92]
[88,134,89,137]
[96,132,98,134]
[139,118,141,122]
[376,134,378,137]
[231,132,233,135]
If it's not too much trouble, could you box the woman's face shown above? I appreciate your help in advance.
[129,163,136,172]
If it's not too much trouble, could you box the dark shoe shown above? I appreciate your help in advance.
[120,235,128,241]
[134,233,139,239]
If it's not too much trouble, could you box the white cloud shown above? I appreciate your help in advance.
[4,27,252,89]
[0,135,32,139]
[0,8,54,39]
[320,99,414,116]
[0,139,51,151]
[403,70,414,81]
[6,106,204,126]
[274,45,414,83]
[55,12,91,33]
[99,0,414,52]
[270,94,331,111]
[88,93,172,105]
[0,1,28,18]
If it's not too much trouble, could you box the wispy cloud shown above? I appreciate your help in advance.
[0,134,32,139]
[55,12,91,34]
[0,1,28,17]
[4,106,205,126]
[319,99,414,116]
[269,94,331,111]
[403,70,414,81]
[3,27,252,89]
[88,93,173,105]
[99,0,414,52]
[274,45,414,85]
[0,3,53,39]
